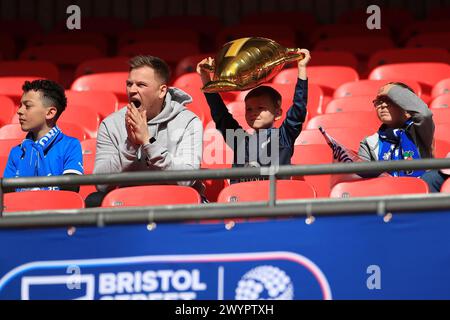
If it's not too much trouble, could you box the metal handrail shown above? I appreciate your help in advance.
[1,158,450,227]
[1,193,450,229]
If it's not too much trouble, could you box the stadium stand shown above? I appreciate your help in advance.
[430,94,450,109]
[432,78,450,99]
[0,95,16,126]
[74,57,129,79]
[71,72,129,107]
[0,61,60,81]
[0,122,86,141]
[291,144,333,197]
[334,79,422,98]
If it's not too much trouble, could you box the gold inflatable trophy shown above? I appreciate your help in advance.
[201,37,304,93]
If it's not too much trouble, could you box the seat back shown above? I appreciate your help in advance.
[330,176,429,198]
[218,180,316,203]
[101,185,201,207]
[4,190,85,212]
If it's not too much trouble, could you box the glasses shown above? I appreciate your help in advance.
[372,96,394,108]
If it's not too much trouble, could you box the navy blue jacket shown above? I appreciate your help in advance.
[204,78,308,182]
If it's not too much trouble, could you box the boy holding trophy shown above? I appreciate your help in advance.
[197,49,311,183]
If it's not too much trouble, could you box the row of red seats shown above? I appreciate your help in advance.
[3,128,449,201]
[1,31,449,72]
[5,176,449,213]
[1,9,449,54]
[1,69,450,143]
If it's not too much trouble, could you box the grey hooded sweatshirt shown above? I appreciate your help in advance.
[358,85,435,161]
[94,87,203,193]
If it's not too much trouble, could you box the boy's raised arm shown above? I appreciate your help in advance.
[279,49,311,147]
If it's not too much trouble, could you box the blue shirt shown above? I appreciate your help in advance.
[3,129,84,191]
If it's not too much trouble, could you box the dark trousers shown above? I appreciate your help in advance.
[85,191,108,208]
[420,170,448,193]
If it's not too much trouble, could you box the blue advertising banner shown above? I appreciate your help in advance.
[1,210,450,300]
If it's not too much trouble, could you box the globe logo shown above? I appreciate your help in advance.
[235,265,294,300]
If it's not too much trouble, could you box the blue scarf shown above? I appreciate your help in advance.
[17,126,63,191]
[378,120,423,177]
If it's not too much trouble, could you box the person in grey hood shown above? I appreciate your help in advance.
[358,82,434,179]
[87,55,203,206]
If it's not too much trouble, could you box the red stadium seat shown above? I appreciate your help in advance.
[239,11,317,34]
[295,127,372,152]
[4,190,85,212]
[325,96,374,113]
[432,78,450,99]
[0,32,16,59]
[310,24,390,44]
[59,106,100,139]
[0,61,60,81]
[53,17,133,37]
[145,15,222,37]
[273,66,359,98]
[338,8,414,31]
[427,7,450,20]
[314,36,395,59]
[27,32,108,55]
[216,25,297,49]
[0,76,43,104]
[101,185,201,207]
[369,63,450,99]
[82,152,95,175]
[81,138,96,155]
[79,185,97,201]
[0,122,86,141]
[441,178,450,193]
[65,90,119,120]
[434,124,450,143]
[401,21,450,43]
[117,29,200,48]
[217,180,316,203]
[307,50,359,69]
[334,79,422,99]
[172,72,203,89]
[174,53,216,79]
[202,124,234,170]
[430,108,450,125]
[306,112,380,132]
[0,95,16,126]
[10,105,100,139]
[291,144,333,197]
[0,20,43,38]
[0,139,22,157]
[20,44,104,88]
[201,125,233,202]
[118,41,199,68]
[174,84,213,128]
[71,72,128,107]
[434,139,450,159]
[368,48,450,71]
[330,176,429,198]
[406,33,450,52]
[20,44,103,66]
[74,57,129,79]
[173,72,238,103]
[430,94,450,109]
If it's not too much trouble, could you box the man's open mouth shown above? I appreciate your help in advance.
[131,99,141,108]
